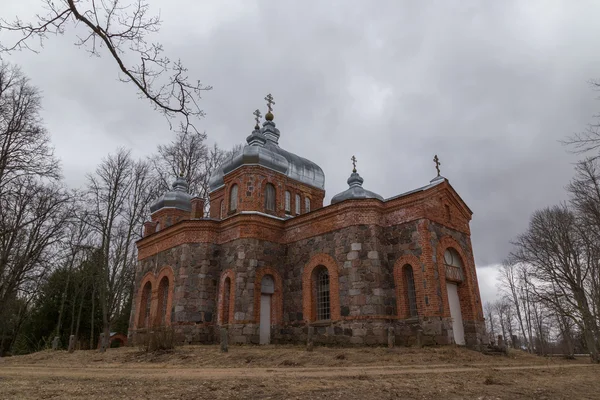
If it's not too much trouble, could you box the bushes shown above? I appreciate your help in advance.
[135,327,177,352]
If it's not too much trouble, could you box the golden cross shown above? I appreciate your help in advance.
[253,109,262,126]
[433,154,441,176]
[265,93,275,112]
[351,155,357,173]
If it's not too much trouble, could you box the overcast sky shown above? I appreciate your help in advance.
[3,0,599,304]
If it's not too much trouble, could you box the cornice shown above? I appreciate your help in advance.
[138,180,473,260]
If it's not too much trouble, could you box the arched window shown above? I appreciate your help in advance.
[229,184,238,212]
[403,265,418,317]
[265,183,276,211]
[138,282,152,328]
[305,197,311,213]
[155,221,161,232]
[284,191,291,214]
[156,277,169,326]
[220,200,224,219]
[315,267,330,320]
[295,194,301,215]
[222,277,231,324]
[444,248,464,282]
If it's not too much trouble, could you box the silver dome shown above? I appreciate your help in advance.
[150,176,193,213]
[208,120,325,192]
[331,171,383,204]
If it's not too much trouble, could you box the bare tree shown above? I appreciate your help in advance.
[85,149,153,351]
[0,62,59,197]
[510,205,600,362]
[0,63,71,350]
[151,133,242,207]
[0,0,211,133]
[498,262,534,352]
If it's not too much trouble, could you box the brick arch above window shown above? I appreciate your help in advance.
[218,269,235,325]
[134,272,156,330]
[393,254,424,319]
[155,266,175,327]
[302,253,340,322]
[253,267,283,325]
[436,236,479,321]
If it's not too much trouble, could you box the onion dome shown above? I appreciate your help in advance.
[331,159,383,204]
[150,175,192,213]
[208,95,325,192]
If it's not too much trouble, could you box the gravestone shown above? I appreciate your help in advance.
[416,329,424,348]
[220,328,228,353]
[387,326,395,348]
[68,335,75,353]
[51,336,60,350]
[306,326,314,352]
[98,333,106,352]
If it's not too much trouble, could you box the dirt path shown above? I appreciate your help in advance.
[0,362,594,380]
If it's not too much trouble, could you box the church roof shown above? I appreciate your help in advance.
[208,112,325,192]
[331,170,384,204]
[150,175,193,213]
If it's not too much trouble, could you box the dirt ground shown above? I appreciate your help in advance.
[0,345,598,399]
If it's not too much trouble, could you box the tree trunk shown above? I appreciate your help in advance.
[89,283,96,350]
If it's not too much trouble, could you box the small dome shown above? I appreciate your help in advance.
[150,176,193,213]
[331,171,383,204]
[208,119,325,192]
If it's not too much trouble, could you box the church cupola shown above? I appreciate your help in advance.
[150,175,193,213]
[207,94,326,219]
[147,174,193,233]
[331,156,383,204]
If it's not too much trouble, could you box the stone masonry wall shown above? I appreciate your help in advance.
[131,219,484,347]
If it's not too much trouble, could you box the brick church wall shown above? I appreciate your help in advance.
[130,178,487,349]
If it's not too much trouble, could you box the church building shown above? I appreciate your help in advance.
[129,95,487,348]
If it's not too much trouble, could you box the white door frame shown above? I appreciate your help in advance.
[259,275,275,345]
[446,282,465,345]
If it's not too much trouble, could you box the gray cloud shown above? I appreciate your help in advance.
[3,0,599,292]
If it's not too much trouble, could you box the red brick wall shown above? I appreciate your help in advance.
[208,164,325,219]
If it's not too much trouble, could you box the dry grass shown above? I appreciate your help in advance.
[0,346,597,399]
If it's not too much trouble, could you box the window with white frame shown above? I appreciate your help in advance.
[229,184,238,212]
[305,197,311,213]
[284,191,291,214]
[265,183,276,211]
[295,194,301,215]
[316,268,330,320]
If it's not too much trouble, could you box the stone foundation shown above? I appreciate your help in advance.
[135,316,486,349]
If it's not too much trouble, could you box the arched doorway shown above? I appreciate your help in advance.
[444,248,465,345]
[259,275,274,344]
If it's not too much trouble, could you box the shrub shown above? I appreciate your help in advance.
[136,327,177,352]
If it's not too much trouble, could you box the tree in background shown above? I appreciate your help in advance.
[151,130,242,203]
[85,149,154,352]
[0,63,72,355]
[0,0,211,134]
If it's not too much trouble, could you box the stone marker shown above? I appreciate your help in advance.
[51,336,60,350]
[98,333,106,352]
[497,335,505,349]
[416,329,424,348]
[68,335,76,353]
[387,326,395,348]
[306,326,314,352]
[220,328,228,353]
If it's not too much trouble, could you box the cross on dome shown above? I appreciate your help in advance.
[433,154,441,177]
[253,109,262,129]
[264,93,275,121]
